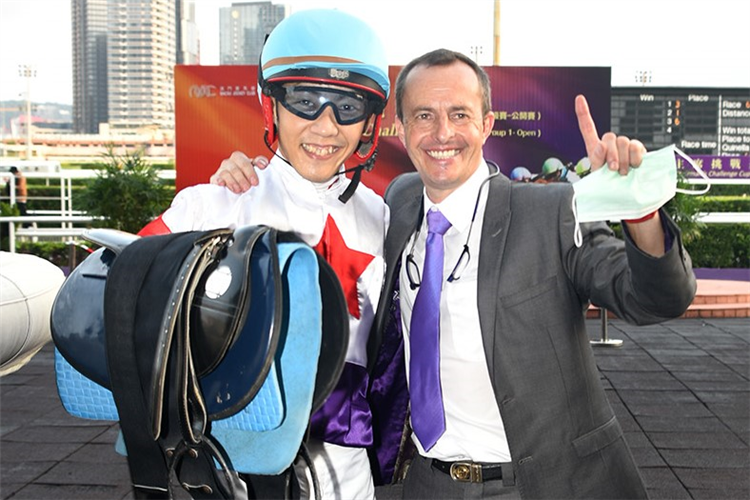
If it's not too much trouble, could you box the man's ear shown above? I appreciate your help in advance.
[481,111,495,144]
[396,117,406,147]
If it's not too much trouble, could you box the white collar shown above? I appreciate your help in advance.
[271,151,348,201]
[423,160,491,234]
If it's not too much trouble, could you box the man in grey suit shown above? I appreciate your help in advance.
[211,48,696,499]
[364,49,695,499]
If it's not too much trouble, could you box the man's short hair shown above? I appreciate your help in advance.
[9,166,18,174]
[395,48,492,120]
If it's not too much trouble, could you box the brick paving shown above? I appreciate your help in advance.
[1,318,748,500]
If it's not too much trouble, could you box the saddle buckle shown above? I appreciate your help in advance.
[450,461,482,483]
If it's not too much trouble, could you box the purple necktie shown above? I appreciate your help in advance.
[409,209,451,451]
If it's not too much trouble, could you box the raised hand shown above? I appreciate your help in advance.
[575,95,646,176]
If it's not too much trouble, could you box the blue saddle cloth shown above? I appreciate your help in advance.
[54,240,323,475]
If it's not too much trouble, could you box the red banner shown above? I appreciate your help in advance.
[175,65,611,195]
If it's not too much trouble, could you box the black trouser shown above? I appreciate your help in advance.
[17,202,30,228]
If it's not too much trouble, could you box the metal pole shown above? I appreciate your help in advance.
[470,45,483,64]
[493,0,501,65]
[67,240,80,272]
[9,220,15,253]
[590,308,623,348]
[18,65,36,159]
[26,77,31,159]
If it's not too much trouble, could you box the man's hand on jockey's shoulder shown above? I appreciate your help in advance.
[575,95,646,176]
[209,151,270,193]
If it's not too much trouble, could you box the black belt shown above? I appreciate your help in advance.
[431,458,506,483]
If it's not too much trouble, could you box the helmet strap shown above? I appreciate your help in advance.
[338,164,364,204]
[338,150,377,204]
[261,92,277,145]
[353,114,382,167]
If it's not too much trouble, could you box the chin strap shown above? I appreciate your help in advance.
[337,150,377,204]
[338,166,363,204]
[265,130,377,205]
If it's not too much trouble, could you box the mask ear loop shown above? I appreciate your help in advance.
[675,148,711,196]
[571,192,583,248]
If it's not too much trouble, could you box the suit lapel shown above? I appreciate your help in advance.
[386,195,422,269]
[477,175,512,380]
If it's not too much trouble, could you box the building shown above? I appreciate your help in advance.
[72,0,197,133]
[71,0,109,134]
[219,2,287,65]
[177,0,200,65]
[107,0,177,130]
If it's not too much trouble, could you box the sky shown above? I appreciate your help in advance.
[0,0,748,105]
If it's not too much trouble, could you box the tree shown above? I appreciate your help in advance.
[79,147,172,233]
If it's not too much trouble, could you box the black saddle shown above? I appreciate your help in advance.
[51,226,348,499]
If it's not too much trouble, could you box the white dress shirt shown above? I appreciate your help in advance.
[399,160,512,462]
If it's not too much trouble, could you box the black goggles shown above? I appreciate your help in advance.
[271,85,377,125]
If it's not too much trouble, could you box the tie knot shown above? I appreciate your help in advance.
[426,209,451,236]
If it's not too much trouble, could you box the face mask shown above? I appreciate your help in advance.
[571,145,710,246]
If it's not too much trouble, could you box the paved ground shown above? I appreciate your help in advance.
[1,318,748,500]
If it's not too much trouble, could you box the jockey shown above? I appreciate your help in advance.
[139,9,390,500]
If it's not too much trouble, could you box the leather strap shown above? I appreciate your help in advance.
[106,232,183,497]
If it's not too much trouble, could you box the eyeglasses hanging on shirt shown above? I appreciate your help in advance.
[406,161,500,290]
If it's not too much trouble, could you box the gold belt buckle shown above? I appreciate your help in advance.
[449,462,483,482]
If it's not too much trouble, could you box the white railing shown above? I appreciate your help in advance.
[1,169,175,253]
[2,170,175,218]
[696,212,750,224]
[0,215,101,253]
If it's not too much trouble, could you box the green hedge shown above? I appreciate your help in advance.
[698,196,750,212]
[705,185,748,196]
[686,224,749,268]
[14,240,94,269]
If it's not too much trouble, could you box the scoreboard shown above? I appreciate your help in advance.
[611,87,750,155]
[611,88,750,183]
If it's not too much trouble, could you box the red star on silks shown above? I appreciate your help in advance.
[314,215,375,319]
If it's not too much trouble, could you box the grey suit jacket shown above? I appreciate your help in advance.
[367,170,696,499]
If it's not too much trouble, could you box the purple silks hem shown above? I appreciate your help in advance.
[369,273,410,485]
[310,362,374,447]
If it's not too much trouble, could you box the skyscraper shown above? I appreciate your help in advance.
[72,0,197,132]
[72,0,109,134]
[177,0,200,65]
[107,0,176,129]
[219,2,288,65]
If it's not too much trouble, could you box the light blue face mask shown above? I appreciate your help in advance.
[571,145,710,246]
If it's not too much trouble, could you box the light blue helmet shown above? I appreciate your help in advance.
[258,9,390,202]
[259,9,390,103]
